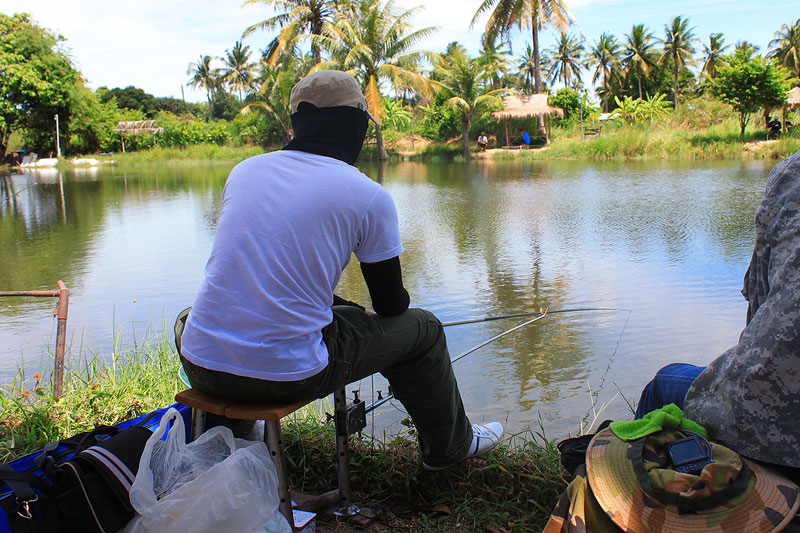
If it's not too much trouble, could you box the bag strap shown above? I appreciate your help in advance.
[0,465,52,527]
[0,466,53,496]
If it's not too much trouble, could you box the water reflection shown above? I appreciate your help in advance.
[0,159,770,438]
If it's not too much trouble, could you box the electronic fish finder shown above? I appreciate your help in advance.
[666,432,713,475]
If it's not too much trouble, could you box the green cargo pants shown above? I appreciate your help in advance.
[176,305,473,468]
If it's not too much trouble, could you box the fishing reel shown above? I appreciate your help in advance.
[327,388,372,437]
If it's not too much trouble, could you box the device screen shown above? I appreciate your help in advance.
[669,439,705,464]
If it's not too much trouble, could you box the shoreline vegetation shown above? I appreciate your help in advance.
[0,336,567,531]
[8,118,799,171]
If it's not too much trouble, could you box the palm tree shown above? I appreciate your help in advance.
[517,43,537,93]
[317,0,436,122]
[472,0,576,134]
[735,40,761,60]
[220,41,256,100]
[623,24,656,99]
[434,49,506,158]
[588,32,621,111]
[659,15,697,109]
[473,0,575,94]
[478,36,512,90]
[768,19,800,78]
[546,32,586,89]
[701,33,730,80]
[186,55,218,104]
[242,0,338,65]
[242,55,312,142]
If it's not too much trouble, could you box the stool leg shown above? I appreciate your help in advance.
[190,407,206,442]
[265,420,295,530]
[333,388,358,517]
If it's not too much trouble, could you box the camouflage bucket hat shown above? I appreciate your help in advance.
[585,427,800,532]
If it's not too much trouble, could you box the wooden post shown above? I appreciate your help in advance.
[0,281,70,398]
[121,133,126,153]
[53,280,69,398]
[504,117,510,147]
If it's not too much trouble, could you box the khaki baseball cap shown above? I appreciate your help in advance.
[290,70,379,124]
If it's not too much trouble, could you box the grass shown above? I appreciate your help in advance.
[101,144,266,165]
[281,418,567,531]
[0,331,182,463]
[492,118,800,162]
[0,338,568,531]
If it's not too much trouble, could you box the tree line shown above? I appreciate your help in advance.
[1,3,798,159]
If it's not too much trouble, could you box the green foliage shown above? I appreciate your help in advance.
[611,94,671,124]
[550,88,580,120]
[97,86,202,119]
[0,13,81,157]
[381,97,412,130]
[419,91,461,141]
[157,112,229,148]
[710,49,791,134]
[209,91,243,121]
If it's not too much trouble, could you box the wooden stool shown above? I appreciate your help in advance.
[175,387,362,530]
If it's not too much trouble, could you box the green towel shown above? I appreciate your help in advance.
[610,404,708,441]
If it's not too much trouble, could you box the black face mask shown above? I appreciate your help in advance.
[283,103,369,165]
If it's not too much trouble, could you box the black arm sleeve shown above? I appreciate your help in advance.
[360,256,410,316]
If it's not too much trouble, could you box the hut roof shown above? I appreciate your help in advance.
[113,120,164,134]
[491,94,564,120]
[787,86,800,108]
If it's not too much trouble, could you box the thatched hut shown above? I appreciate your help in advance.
[784,87,800,131]
[112,120,165,152]
[491,94,564,146]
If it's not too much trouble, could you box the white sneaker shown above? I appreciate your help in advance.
[466,422,504,458]
[423,422,504,470]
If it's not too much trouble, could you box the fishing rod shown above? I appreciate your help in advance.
[442,307,631,327]
[364,308,549,414]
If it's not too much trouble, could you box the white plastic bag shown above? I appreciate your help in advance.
[124,408,291,533]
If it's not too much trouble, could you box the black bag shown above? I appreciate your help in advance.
[0,424,153,533]
[556,420,612,478]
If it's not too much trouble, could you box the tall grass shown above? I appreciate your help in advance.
[90,144,267,165]
[0,332,181,462]
[502,120,800,161]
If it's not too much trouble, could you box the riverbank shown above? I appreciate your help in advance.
[0,340,567,531]
[40,126,800,167]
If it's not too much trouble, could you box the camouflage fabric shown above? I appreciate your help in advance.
[543,464,622,533]
[684,150,800,468]
[583,428,800,532]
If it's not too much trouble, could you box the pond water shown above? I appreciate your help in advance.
[0,157,773,440]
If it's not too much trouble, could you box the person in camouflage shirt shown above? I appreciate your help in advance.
[636,150,800,470]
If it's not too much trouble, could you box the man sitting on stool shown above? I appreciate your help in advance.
[176,71,503,471]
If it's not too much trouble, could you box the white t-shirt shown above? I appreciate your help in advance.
[180,150,404,381]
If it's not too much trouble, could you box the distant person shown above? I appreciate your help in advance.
[634,150,800,476]
[477,132,488,152]
[768,116,782,139]
[512,130,531,146]
[176,70,504,471]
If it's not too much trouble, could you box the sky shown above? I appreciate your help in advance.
[2,0,795,103]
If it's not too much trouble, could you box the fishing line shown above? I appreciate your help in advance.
[579,308,633,431]
[0,182,37,206]
[443,307,631,327]
[364,309,549,414]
